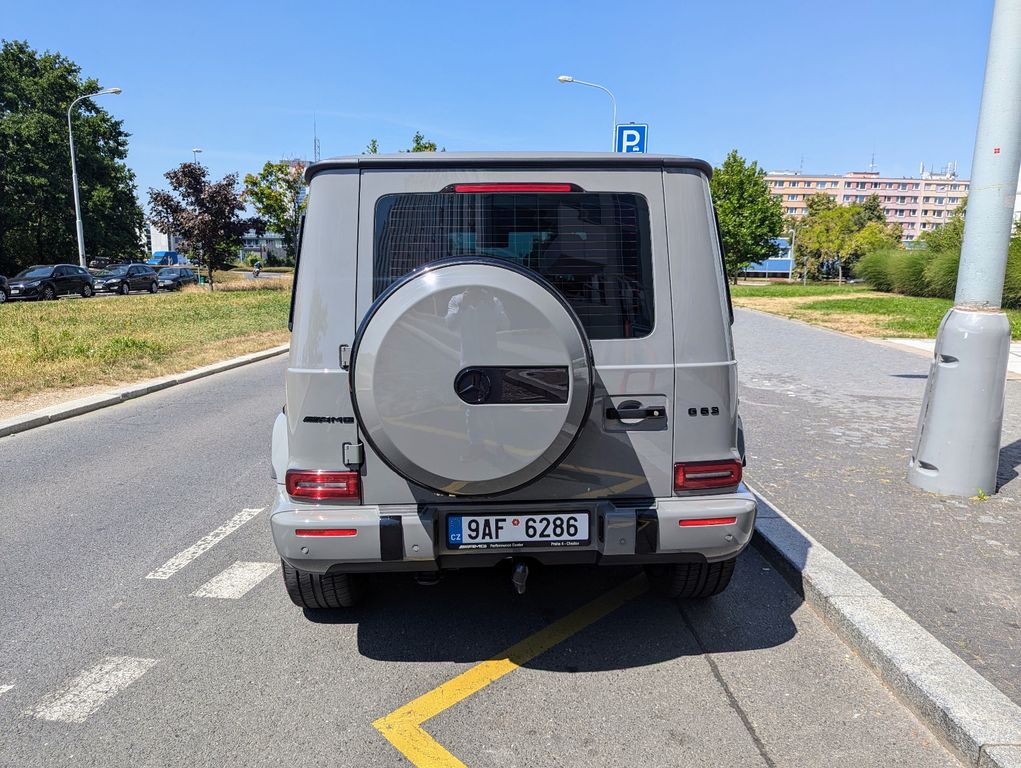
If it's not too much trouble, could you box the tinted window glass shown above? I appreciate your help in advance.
[373,192,653,339]
[16,267,53,279]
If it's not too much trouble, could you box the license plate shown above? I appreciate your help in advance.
[11,289,19,295]
[447,513,589,550]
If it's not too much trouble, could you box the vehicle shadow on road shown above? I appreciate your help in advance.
[997,437,1021,487]
[302,549,801,672]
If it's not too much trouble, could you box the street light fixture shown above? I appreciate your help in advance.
[192,147,203,164]
[556,74,617,151]
[67,87,122,268]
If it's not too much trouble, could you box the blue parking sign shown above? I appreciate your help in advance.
[615,124,648,153]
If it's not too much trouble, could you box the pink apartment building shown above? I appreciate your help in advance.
[765,168,969,242]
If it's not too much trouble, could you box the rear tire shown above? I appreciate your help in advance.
[645,558,736,599]
[148,281,158,294]
[81,284,94,298]
[281,559,362,609]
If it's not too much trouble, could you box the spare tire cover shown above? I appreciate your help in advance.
[351,260,593,496]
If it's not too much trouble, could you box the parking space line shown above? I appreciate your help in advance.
[146,508,264,580]
[373,574,647,767]
[191,561,278,599]
[30,656,158,724]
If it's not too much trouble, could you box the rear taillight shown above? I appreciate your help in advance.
[679,517,738,527]
[448,183,579,193]
[674,460,742,491]
[285,470,360,501]
[295,528,358,537]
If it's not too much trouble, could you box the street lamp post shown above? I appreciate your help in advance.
[557,75,617,151]
[67,87,121,268]
[192,147,203,164]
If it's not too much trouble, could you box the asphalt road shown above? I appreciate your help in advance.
[0,356,962,767]
[734,307,1021,706]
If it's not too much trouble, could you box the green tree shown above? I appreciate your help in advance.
[242,160,306,263]
[798,205,857,282]
[805,193,837,216]
[710,149,785,283]
[0,39,143,274]
[851,220,901,259]
[920,197,967,253]
[363,132,444,154]
[851,194,886,229]
[148,163,263,288]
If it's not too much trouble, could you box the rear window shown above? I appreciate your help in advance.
[373,191,654,339]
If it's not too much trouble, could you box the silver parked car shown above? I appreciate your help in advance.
[270,153,754,609]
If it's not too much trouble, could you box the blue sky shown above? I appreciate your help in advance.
[6,0,994,206]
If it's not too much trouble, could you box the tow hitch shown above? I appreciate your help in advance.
[511,561,529,595]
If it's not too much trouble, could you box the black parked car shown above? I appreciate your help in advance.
[157,267,199,291]
[8,264,96,300]
[0,275,8,304]
[94,263,159,295]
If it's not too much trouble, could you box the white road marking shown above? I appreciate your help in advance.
[31,656,158,723]
[0,684,13,698]
[191,561,278,599]
[146,508,264,580]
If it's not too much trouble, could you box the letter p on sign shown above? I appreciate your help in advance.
[615,124,648,153]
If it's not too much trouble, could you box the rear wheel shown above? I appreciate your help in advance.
[148,281,158,294]
[281,559,362,609]
[0,290,6,304]
[645,558,736,599]
[81,284,94,298]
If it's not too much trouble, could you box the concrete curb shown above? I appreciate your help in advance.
[748,484,1021,768]
[0,344,289,439]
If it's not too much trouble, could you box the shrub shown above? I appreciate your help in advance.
[922,250,960,300]
[855,249,896,292]
[889,249,932,296]
[1002,238,1021,309]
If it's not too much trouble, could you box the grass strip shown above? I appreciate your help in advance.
[0,289,290,399]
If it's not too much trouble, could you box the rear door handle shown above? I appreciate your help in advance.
[606,406,666,420]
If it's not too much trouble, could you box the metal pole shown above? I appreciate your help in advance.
[561,78,617,150]
[788,226,796,281]
[908,0,1021,496]
[66,88,120,269]
[67,96,88,268]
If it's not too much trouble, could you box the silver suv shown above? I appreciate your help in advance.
[270,153,754,608]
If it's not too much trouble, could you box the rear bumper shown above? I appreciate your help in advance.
[270,486,757,574]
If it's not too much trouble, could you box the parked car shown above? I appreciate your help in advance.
[94,263,159,295]
[0,274,8,304]
[270,152,753,610]
[7,264,95,300]
[157,267,199,291]
[88,257,124,270]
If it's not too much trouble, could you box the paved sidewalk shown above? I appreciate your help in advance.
[734,309,1021,706]
[879,337,1021,377]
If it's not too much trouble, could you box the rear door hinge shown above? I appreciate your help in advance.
[339,344,351,370]
[343,441,363,467]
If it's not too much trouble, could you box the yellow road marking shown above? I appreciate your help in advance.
[373,574,648,767]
